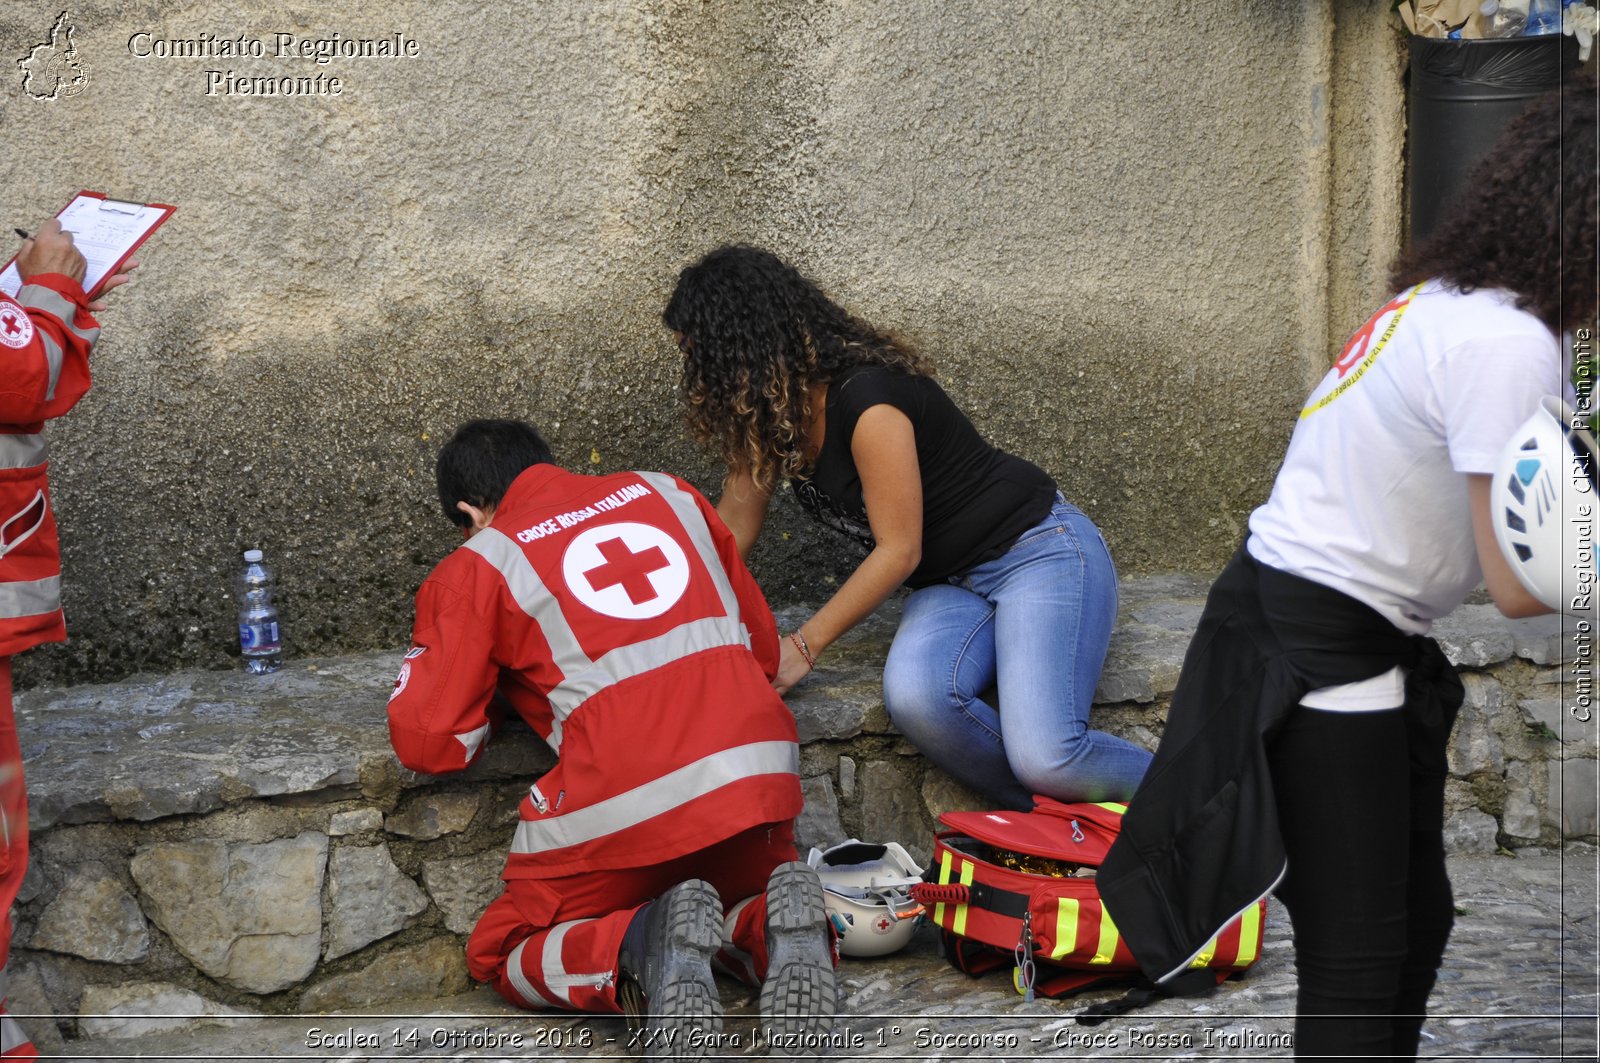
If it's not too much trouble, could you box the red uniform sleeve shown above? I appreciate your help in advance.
[386,567,500,774]
[687,479,781,680]
[0,276,99,425]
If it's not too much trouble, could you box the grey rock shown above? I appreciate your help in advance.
[1509,613,1566,665]
[1123,572,1215,606]
[1521,695,1598,746]
[16,858,46,905]
[31,863,149,964]
[325,845,429,960]
[385,792,480,839]
[130,833,328,994]
[920,771,990,826]
[1124,597,1207,632]
[859,761,932,866]
[78,981,258,1040]
[838,755,857,800]
[1449,675,1506,777]
[796,776,845,855]
[1549,762,1600,839]
[1433,606,1517,669]
[1501,761,1544,842]
[329,808,385,835]
[863,698,897,735]
[421,850,507,935]
[789,684,870,743]
[16,663,399,830]
[1097,622,1188,704]
[1443,809,1500,854]
[299,937,470,1012]
[41,844,1600,1062]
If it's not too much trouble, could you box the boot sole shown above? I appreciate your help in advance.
[641,879,724,1061]
[760,862,837,1056]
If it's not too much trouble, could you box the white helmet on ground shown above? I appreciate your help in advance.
[1491,396,1598,615]
[805,839,925,958]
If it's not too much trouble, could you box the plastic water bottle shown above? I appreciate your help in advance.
[1481,0,1530,36]
[237,549,282,674]
[1525,0,1562,32]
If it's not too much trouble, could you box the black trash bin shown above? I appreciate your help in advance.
[1407,33,1579,242]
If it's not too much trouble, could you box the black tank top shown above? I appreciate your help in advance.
[790,364,1056,588]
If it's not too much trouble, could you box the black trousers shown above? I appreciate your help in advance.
[1268,697,1460,1060]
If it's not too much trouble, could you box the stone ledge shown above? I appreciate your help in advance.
[8,576,1594,1048]
[14,576,1581,833]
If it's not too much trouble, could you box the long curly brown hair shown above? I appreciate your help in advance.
[663,245,933,490]
[1391,74,1597,333]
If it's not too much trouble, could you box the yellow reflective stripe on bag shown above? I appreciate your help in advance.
[1093,802,1128,814]
[1051,899,1080,960]
[952,859,976,936]
[934,851,953,926]
[1189,935,1217,969]
[1091,905,1119,965]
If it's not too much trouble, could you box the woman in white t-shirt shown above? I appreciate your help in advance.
[1101,77,1595,1059]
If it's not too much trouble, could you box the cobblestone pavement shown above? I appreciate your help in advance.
[47,846,1597,1062]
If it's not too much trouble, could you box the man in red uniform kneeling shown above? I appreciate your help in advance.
[386,419,836,1058]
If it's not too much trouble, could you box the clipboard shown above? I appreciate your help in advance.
[0,191,175,300]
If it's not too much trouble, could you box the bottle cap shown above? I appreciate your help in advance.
[243,549,264,563]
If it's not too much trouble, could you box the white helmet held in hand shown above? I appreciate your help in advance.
[806,839,926,957]
[1491,396,1598,615]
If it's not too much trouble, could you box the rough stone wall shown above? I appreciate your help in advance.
[0,1,1409,685]
[9,591,1592,1047]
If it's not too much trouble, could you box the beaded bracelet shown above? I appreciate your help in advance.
[788,631,817,668]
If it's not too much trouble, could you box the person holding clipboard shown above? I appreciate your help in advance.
[0,217,137,1059]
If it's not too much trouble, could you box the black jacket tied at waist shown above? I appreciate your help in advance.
[1098,547,1465,983]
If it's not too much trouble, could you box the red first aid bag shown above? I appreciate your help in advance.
[909,798,1266,1002]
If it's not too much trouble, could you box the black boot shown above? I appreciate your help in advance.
[616,879,724,1060]
[759,861,838,1057]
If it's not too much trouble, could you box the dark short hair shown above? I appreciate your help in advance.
[435,419,555,528]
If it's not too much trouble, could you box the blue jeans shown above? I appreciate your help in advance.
[882,497,1151,809]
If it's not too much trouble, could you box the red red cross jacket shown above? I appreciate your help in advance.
[387,464,802,878]
[0,276,100,658]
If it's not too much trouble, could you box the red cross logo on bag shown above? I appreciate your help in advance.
[561,521,691,620]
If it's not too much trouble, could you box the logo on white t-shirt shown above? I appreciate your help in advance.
[1301,285,1422,419]
[561,521,690,620]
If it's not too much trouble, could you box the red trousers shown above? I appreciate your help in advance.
[467,821,797,1013]
[0,660,37,1057]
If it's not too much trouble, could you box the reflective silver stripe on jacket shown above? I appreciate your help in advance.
[0,576,60,620]
[0,434,47,470]
[466,483,749,752]
[465,528,593,752]
[510,740,798,856]
[546,614,749,721]
[19,282,100,346]
[17,283,100,403]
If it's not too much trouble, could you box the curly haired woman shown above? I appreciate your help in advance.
[1100,77,1597,1059]
[663,245,1150,808]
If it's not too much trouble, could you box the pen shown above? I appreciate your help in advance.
[13,229,29,240]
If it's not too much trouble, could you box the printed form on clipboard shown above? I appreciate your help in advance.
[0,191,175,300]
